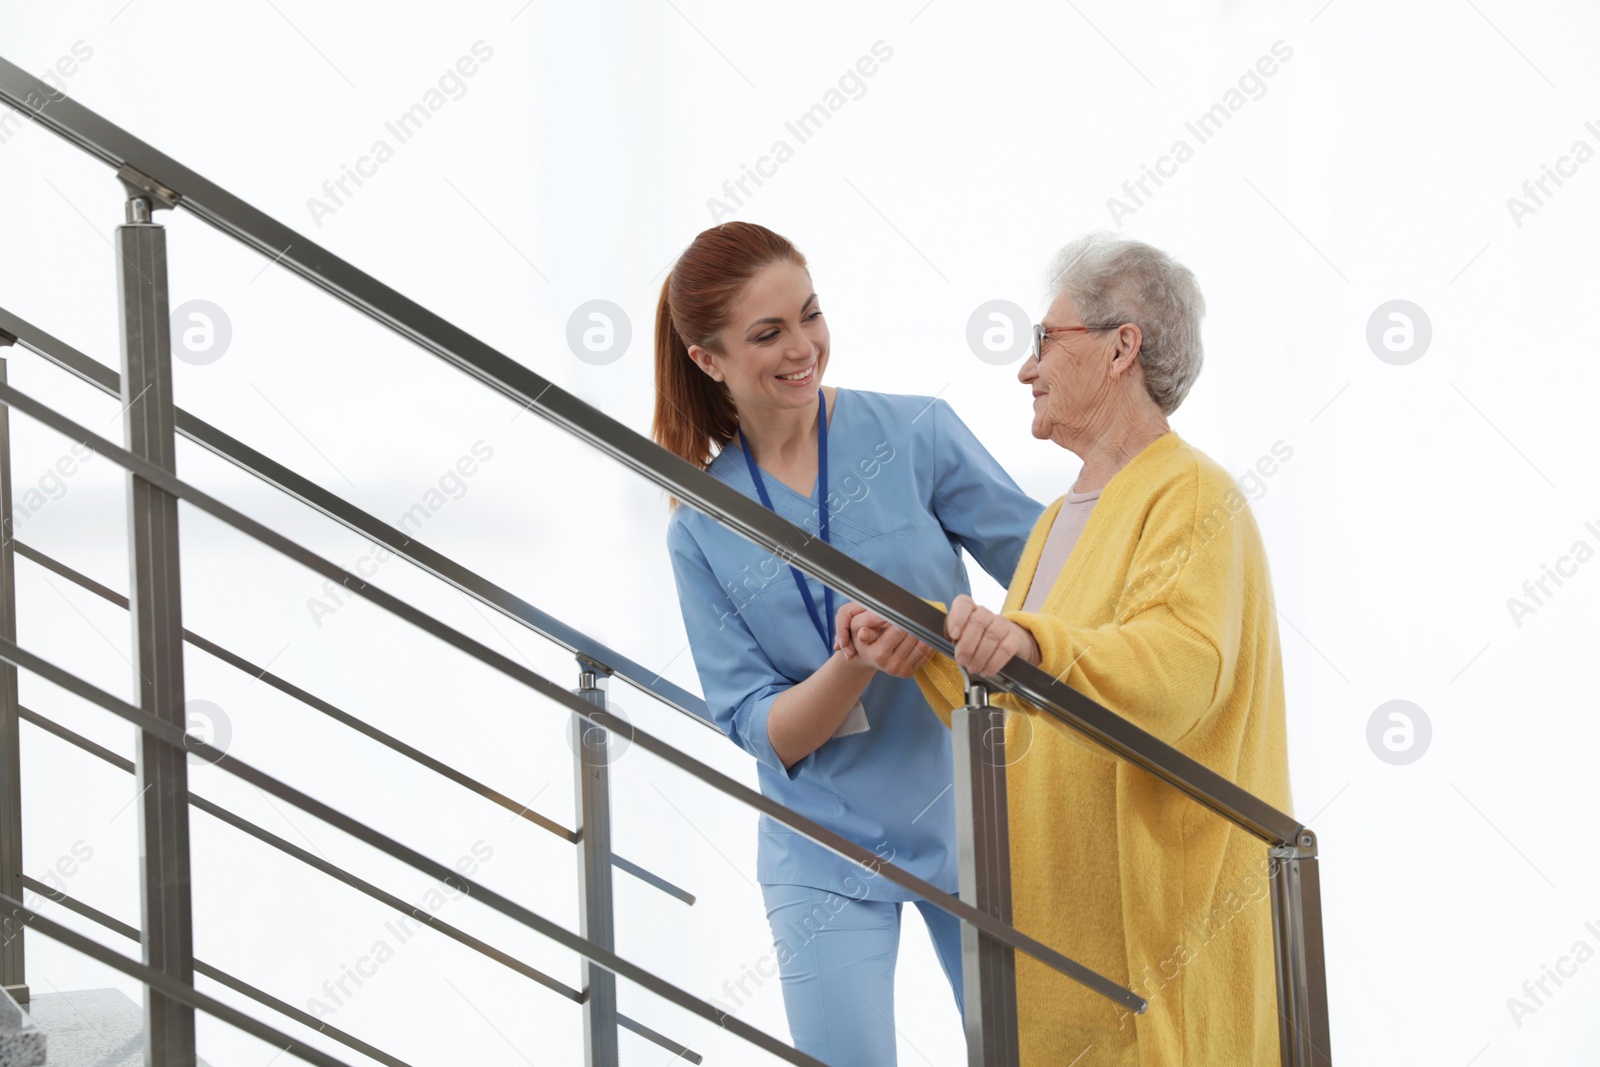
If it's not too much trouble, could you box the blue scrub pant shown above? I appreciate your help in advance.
[762,883,965,1067]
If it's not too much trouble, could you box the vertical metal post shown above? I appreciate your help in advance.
[0,351,26,1006]
[1270,831,1332,1067]
[573,658,619,1067]
[118,188,196,1066]
[952,674,1019,1067]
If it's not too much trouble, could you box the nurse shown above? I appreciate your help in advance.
[657,221,1042,1067]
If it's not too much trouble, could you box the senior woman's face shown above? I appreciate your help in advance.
[1018,293,1120,444]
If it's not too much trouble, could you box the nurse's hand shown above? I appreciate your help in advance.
[946,594,1041,678]
[834,603,933,679]
[835,602,893,659]
[834,602,871,659]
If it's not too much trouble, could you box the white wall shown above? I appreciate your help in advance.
[1,0,1597,1063]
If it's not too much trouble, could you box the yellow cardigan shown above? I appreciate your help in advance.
[914,431,1292,1066]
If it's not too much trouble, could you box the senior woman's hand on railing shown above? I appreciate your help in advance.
[836,596,1040,679]
[945,595,1042,676]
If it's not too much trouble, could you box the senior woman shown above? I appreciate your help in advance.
[837,233,1292,1066]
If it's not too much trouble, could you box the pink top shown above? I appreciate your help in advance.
[1020,485,1103,613]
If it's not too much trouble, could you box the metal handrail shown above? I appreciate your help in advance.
[4,633,840,1066]
[7,535,694,906]
[0,375,1141,1011]
[0,50,1327,1064]
[16,705,703,1065]
[0,304,716,734]
[0,890,361,1067]
[0,55,1298,850]
[21,875,413,1067]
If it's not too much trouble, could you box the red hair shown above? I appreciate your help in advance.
[653,222,808,488]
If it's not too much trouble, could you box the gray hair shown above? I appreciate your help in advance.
[1044,233,1205,415]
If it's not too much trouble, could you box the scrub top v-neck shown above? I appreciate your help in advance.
[736,387,836,655]
[666,388,1043,900]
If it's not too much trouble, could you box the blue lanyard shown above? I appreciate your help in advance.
[736,389,833,654]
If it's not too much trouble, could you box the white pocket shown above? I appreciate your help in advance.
[832,699,870,738]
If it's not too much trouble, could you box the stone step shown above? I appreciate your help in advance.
[0,985,46,1066]
[23,989,212,1067]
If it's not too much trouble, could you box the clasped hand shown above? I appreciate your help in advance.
[832,595,1041,679]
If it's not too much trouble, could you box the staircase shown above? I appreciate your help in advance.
[1,985,45,1066]
[0,52,1331,1067]
[24,990,211,1067]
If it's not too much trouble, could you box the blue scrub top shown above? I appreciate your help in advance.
[666,388,1044,900]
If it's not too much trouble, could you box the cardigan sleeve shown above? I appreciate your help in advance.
[916,461,1244,749]
[1001,603,1222,745]
[894,594,962,730]
[912,649,965,730]
[666,517,811,779]
[913,604,1221,745]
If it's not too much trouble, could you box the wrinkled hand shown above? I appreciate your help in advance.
[946,594,1041,678]
[834,602,934,679]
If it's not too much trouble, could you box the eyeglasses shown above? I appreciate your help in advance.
[1030,323,1121,363]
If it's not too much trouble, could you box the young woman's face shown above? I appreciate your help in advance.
[690,260,830,414]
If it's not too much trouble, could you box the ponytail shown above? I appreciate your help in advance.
[652,272,737,475]
[652,222,808,506]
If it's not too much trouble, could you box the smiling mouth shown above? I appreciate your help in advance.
[777,363,816,382]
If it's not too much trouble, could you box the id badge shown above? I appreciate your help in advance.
[832,699,870,738]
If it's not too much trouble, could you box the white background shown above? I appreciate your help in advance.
[2,0,1598,1064]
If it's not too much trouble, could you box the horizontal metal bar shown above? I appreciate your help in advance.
[11,540,571,838]
[23,872,138,942]
[9,540,125,604]
[20,875,413,1067]
[9,537,694,906]
[0,380,1141,1013]
[19,704,130,768]
[18,703,579,1002]
[0,889,356,1067]
[0,303,715,732]
[16,704,703,1064]
[2,642,826,1067]
[612,855,695,906]
[0,62,1297,846]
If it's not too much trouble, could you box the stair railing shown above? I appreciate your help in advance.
[0,53,1330,1067]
